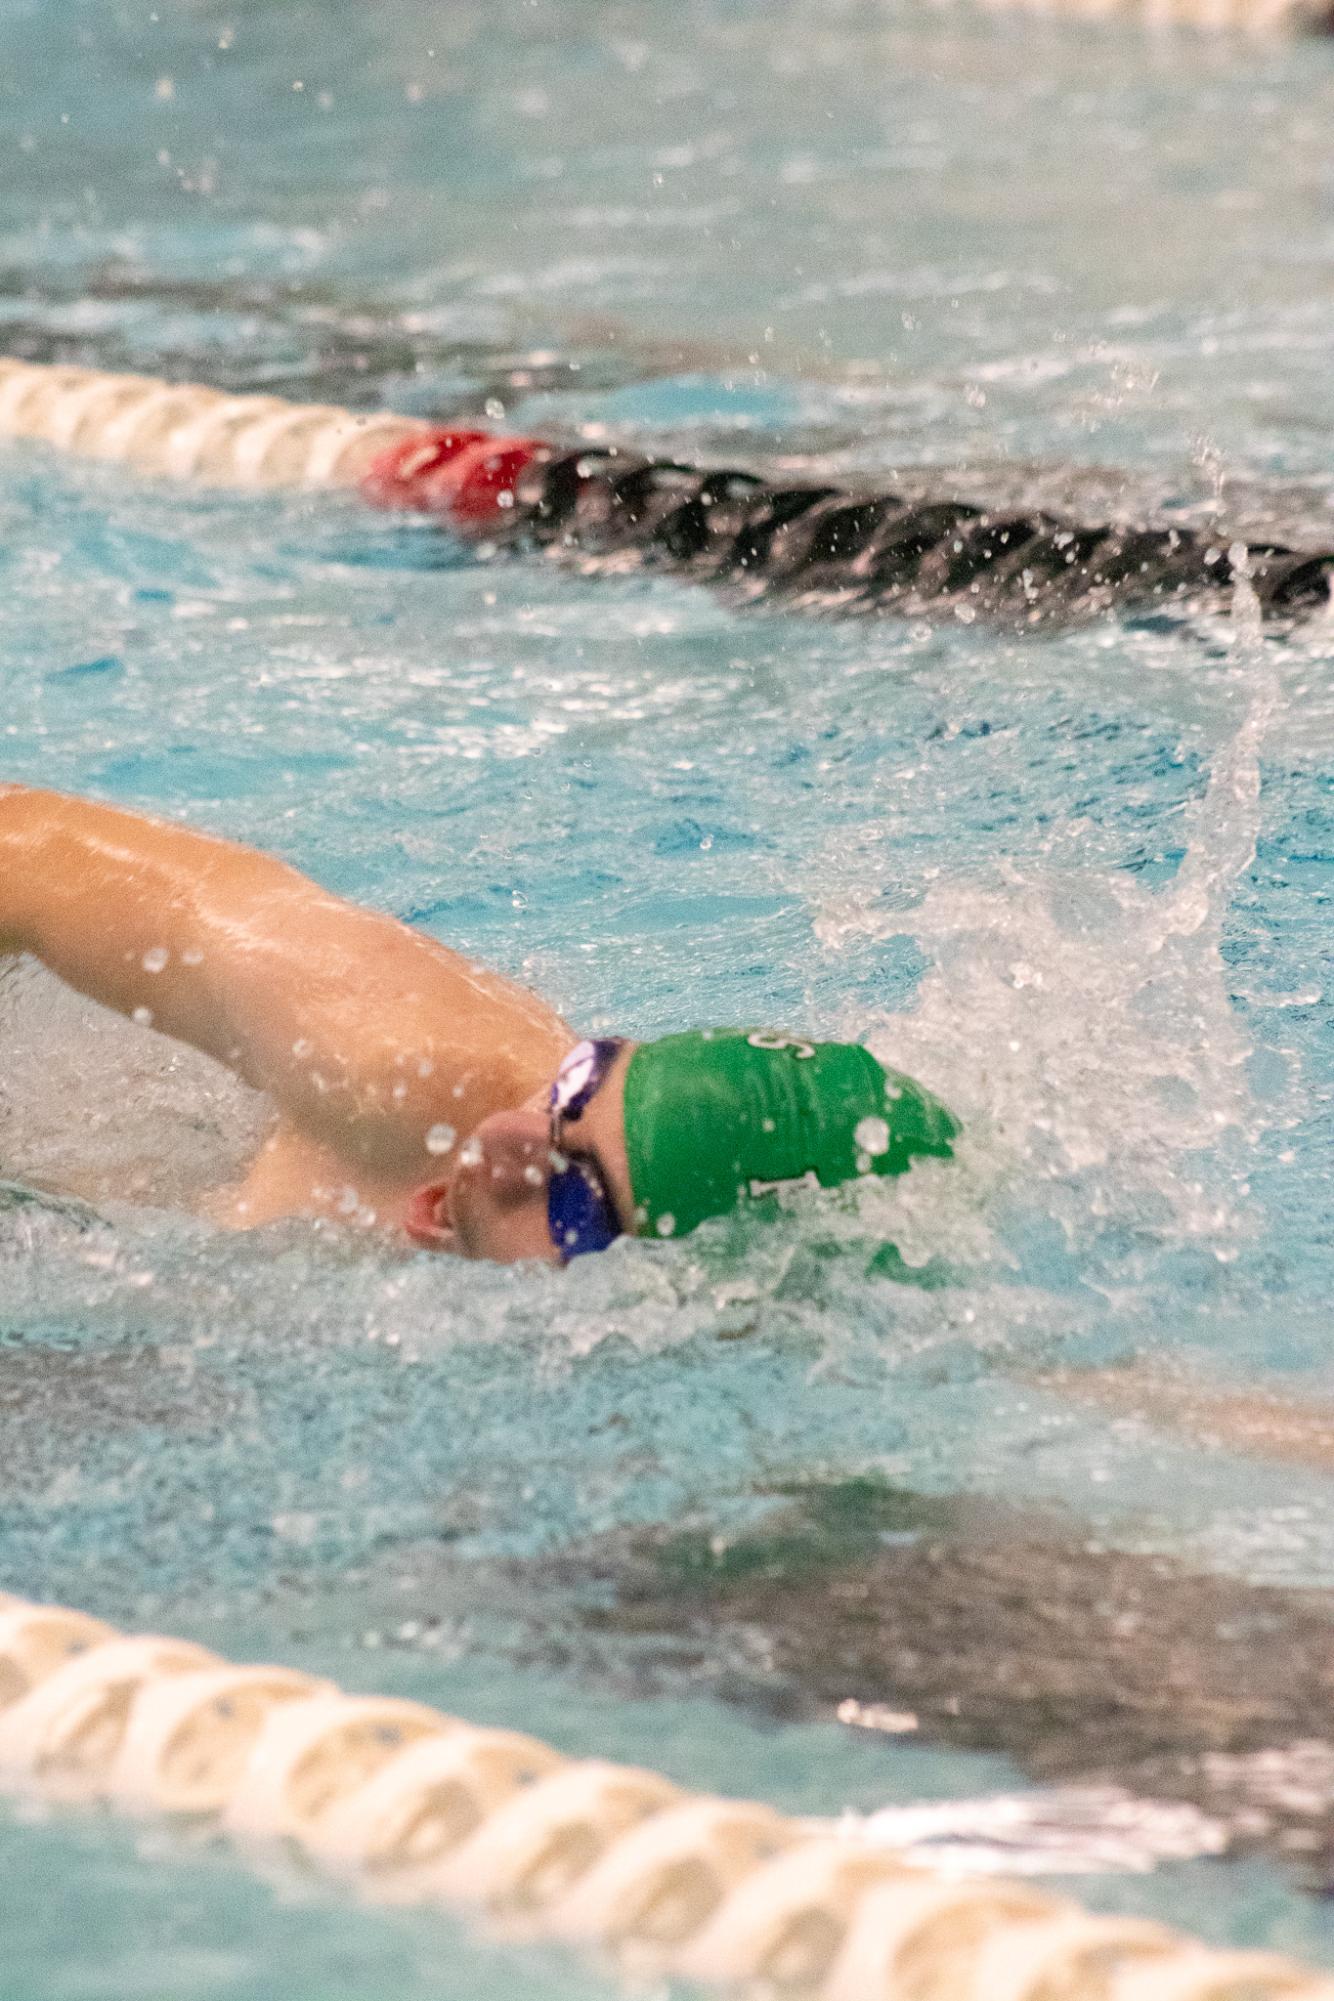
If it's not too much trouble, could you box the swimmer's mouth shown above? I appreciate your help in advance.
[404,1177,454,1249]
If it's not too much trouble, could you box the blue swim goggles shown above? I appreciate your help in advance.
[548,1037,626,1262]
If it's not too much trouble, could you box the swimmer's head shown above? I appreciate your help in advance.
[405,1030,958,1264]
[403,1040,636,1264]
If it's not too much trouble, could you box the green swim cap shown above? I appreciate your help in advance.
[622,1029,958,1241]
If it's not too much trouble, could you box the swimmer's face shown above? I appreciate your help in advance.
[404,1043,637,1264]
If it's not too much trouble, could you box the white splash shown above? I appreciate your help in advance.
[825,1786,1228,1877]
[0,952,265,1209]
[831,584,1289,1271]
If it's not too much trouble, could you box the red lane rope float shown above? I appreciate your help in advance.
[359,428,542,523]
[360,425,1334,628]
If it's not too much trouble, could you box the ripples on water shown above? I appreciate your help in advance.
[0,0,1333,1993]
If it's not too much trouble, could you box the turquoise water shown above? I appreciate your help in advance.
[2,0,1334,1993]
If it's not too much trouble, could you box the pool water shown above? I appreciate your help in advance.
[1,0,1333,1993]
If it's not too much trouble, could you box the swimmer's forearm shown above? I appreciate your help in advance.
[0,783,287,1059]
[0,785,388,1128]
[0,783,39,952]
[0,784,101,958]
[0,783,409,1074]
[0,784,570,1168]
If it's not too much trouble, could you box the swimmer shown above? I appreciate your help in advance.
[0,784,957,1263]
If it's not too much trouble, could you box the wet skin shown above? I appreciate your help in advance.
[401,1047,637,1263]
[0,784,634,1264]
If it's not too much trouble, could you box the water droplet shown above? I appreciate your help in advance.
[656,1212,676,1237]
[132,1006,154,1028]
[854,1114,891,1157]
[425,1123,456,1157]
[142,946,168,973]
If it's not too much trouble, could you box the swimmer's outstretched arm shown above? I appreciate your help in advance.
[0,785,569,1173]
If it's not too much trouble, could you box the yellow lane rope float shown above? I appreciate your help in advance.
[0,1593,1330,2001]
[3,355,1331,626]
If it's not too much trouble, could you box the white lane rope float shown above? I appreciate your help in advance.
[2,354,1331,627]
[0,1594,1329,2001]
[960,0,1332,32]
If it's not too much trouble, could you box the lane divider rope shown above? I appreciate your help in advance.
[960,0,1333,34]
[2,354,1331,627]
[0,1593,1329,2001]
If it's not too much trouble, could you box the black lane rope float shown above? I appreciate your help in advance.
[476,443,1334,627]
[2,357,1331,628]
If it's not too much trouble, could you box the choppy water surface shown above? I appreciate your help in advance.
[0,0,1333,1993]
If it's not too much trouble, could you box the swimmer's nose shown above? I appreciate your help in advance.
[460,1110,551,1210]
